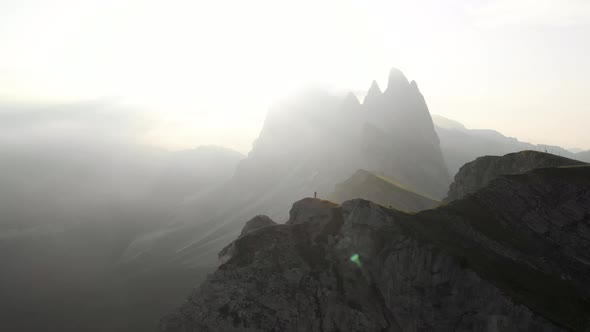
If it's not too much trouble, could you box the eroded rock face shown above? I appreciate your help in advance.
[444,150,587,202]
[240,215,277,236]
[286,198,340,225]
[160,166,590,332]
[361,70,450,199]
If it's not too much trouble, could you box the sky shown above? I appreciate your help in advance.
[0,0,589,153]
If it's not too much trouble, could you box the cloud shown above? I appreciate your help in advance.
[469,0,590,27]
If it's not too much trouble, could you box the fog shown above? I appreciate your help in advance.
[2,67,588,331]
[1,1,590,331]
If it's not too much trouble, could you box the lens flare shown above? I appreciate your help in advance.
[350,253,361,267]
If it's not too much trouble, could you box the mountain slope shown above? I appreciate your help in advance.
[328,169,439,212]
[160,165,590,331]
[444,150,587,202]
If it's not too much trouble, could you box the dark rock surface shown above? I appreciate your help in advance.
[444,150,587,202]
[240,215,277,236]
[160,166,590,332]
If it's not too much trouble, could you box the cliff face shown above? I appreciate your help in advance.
[362,70,450,199]
[329,169,439,212]
[444,150,587,202]
[234,68,450,203]
[160,166,590,332]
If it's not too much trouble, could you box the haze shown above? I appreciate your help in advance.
[1,0,589,152]
[3,2,590,331]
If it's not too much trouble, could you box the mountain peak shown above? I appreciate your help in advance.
[386,68,410,93]
[363,80,382,105]
[343,91,360,106]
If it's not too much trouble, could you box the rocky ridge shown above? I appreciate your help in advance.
[160,165,590,332]
[444,150,587,202]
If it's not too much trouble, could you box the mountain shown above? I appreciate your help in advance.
[444,150,587,202]
[124,68,450,271]
[328,169,439,212]
[102,68,450,331]
[160,165,590,332]
[432,115,580,176]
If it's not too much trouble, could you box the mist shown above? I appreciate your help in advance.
[2,1,590,331]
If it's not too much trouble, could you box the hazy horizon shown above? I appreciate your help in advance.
[1,0,589,153]
[2,3,590,331]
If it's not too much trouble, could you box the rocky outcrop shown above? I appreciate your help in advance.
[240,215,277,236]
[286,198,340,225]
[329,169,439,212]
[160,166,590,332]
[444,150,587,202]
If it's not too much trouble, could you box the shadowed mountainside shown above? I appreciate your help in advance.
[444,150,587,202]
[160,165,590,332]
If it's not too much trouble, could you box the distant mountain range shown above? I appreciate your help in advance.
[432,114,589,174]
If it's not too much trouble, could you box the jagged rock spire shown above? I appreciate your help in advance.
[343,91,360,107]
[386,68,410,93]
[363,80,382,105]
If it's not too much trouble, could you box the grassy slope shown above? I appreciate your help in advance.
[329,169,440,213]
